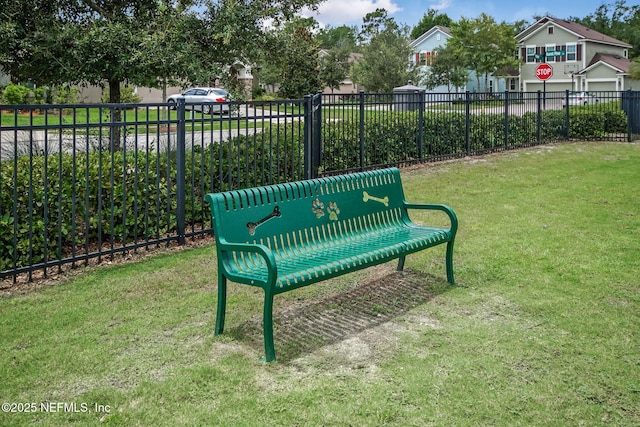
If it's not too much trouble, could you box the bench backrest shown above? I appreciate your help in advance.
[205,168,408,246]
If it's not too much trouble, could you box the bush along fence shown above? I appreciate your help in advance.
[320,90,637,174]
[1,90,638,281]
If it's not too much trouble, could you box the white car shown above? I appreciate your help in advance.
[562,91,599,107]
[167,87,230,114]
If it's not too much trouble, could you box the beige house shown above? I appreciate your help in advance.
[1,61,254,104]
[517,16,638,92]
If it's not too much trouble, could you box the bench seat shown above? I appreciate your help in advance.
[224,222,452,290]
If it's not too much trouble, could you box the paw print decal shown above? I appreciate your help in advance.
[327,202,340,221]
[311,198,325,218]
[311,199,340,221]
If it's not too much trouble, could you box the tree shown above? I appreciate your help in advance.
[319,47,351,93]
[410,9,453,40]
[316,25,358,50]
[570,0,640,58]
[272,18,322,99]
[630,59,640,80]
[0,8,320,98]
[136,7,212,106]
[351,9,421,92]
[447,14,519,93]
[423,45,468,93]
[0,0,322,149]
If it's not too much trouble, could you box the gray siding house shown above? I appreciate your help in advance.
[517,16,636,92]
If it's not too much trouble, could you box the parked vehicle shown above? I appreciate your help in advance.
[167,87,230,114]
[562,91,599,107]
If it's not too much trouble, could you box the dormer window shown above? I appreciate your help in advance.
[548,26,554,34]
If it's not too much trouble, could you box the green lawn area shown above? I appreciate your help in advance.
[0,107,257,131]
[1,141,638,426]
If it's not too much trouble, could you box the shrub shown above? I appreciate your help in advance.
[569,110,606,139]
[101,86,142,103]
[0,125,305,271]
[52,85,79,104]
[321,105,627,171]
[603,109,627,133]
[423,112,466,156]
[252,86,266,99]
[3,84,32,104]
[33,87,48,105]
[539,110,567,140]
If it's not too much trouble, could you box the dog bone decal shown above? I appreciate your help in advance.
[247,206,281,235]
[362,191,389,206]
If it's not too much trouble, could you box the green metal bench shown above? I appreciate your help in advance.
[204,167,458,362]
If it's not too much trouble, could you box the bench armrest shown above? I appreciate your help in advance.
[403,203,458,235]
[217,238,278,287]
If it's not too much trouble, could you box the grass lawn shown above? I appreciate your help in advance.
[1,141,638,426]
[0,107,258,132]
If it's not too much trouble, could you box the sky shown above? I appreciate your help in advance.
[300,0,636,29]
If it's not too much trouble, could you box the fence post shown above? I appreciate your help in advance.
[303,93,322,180]
[625,90,631,142]
[418,90,425,159]
[536,90,542,143]
[564,89,570,139]
[504,90,509,148]
[359,90,365,171]
[623,90,640,142]
[313,92,322,178]
[465,91,471,154]
[176,97,186,245]
[303,94,312,180]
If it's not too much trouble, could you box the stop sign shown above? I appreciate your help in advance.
[536,63,553,81]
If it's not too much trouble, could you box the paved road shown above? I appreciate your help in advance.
[0,107,295,160]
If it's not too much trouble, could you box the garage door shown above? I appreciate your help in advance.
[527,82,571,93]
[587,82,615,92]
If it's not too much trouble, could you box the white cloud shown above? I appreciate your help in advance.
[428,0,453,12]
[301,0,403,26]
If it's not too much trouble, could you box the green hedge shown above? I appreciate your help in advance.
[1,125,304,271]
[321,107,628,172]
[3,84,32,104]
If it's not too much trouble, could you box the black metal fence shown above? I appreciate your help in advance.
[319,90,636,174]
[1,90,637,281]
[1,96,314,282]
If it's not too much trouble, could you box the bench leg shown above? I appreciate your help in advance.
[396,255,406,272]
[446,240,455,285]
[262,290,277,362]
[215,273,227,335]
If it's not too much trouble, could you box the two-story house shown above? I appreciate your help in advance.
[410,25,510,94]
[410,26,469,94]
[516,16,637,93]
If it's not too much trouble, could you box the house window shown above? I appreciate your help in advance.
[436,33,441,41]
[426,51,436,66]
[526,46,536,63]
[509,79,516,91]
[418,52,436,66]
[548,26,554,34]
[420,52,433,66]
[566,44,576,61]
[546,44,557,62]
